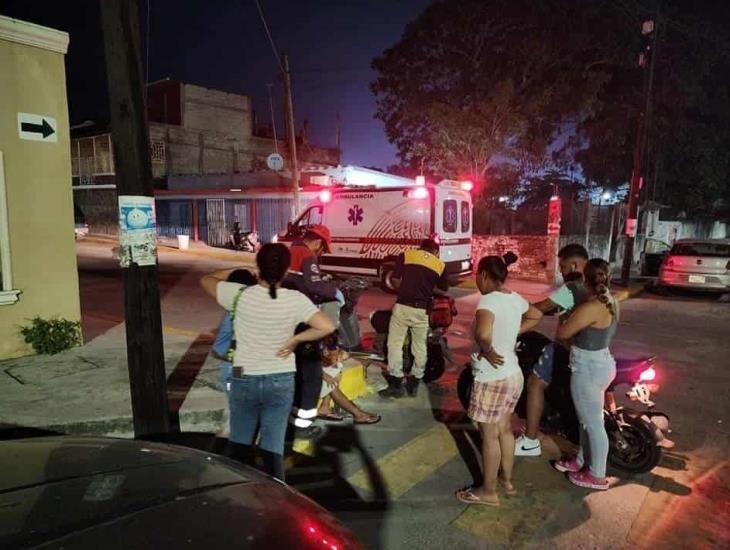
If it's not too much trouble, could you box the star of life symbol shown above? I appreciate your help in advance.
[348,204,364,226]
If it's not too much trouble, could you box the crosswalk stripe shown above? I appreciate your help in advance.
[347,423,459,500]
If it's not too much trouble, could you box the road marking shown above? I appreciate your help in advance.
[347,423,459,500]
[82,311,212,339]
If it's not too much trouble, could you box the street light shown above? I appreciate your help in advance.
[602,191,613,202]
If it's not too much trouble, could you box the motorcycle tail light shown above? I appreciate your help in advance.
[639,367,656,381]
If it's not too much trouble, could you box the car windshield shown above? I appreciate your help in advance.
[670,242,730,258]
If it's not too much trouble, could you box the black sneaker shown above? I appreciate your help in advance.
[294,425,324,440]
[378,375,405,398]
[404,376,421,397]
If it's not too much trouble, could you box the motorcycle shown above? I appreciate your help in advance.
[367,295,457,383]
[457,331,671,474]
[227,224,259,253]
[334,277,370,351]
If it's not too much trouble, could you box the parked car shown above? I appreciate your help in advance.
[74,204,88,240]
[0,436,361,549]
[639,238,671,276]
[658,238,730,292]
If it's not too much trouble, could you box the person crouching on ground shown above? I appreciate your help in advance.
[380,238,449,399]
[201,243,335,481]
[317,343,381,425]
[456,253,543,507]
[283,225,345,439]
[554,259,618,491]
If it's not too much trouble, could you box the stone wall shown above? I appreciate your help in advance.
[472,234,558,283]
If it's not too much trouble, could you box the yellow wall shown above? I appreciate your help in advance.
[0,18,80,359]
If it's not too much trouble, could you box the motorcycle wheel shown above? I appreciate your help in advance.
[457,367,473,411]
[607,414,662,474]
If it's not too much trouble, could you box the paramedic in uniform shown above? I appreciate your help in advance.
[380,238,449,398]
[283,225,344,438]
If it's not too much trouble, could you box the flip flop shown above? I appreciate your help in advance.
[455,488,500,507]
[498,479,517,496]
[354,414,382,425]
[318,412,344,422]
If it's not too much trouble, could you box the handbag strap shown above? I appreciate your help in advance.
[227,285,251,362]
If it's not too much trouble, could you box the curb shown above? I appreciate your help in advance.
[81,235,255,265]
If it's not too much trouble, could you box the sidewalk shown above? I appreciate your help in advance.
[0,319,371,438]
[83,233,256,265]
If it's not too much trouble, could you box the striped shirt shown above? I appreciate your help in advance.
[216,282,319,375]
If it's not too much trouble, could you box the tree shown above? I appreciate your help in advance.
[372,0,633,186]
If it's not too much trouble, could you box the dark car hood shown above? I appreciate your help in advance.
[0,437,359,549]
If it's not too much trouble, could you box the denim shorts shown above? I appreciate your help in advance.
[533,343,556,384]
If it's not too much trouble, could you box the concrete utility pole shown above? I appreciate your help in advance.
[100,0,170,437]
[282,54,300,216]
[621,10,660,285]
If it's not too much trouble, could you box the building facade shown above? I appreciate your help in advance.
[0,16,81,359]
[72,79,340,238]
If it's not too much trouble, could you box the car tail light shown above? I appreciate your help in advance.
[663,257,674,269]
[303,521,344,550]
[639,367,656,381]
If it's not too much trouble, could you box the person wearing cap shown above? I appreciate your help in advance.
[380,238,449,399]
[283,225,344,439]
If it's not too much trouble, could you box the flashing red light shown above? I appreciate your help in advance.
[409,187,429,199]
[639,367,656,382]
[460,180,474,192]
[550,194,560,201]
[319,189,332,203]
[415,175,426,186]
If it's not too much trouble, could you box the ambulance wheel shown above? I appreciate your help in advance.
[380,262,399,294]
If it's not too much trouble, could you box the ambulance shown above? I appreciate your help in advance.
[277,166,473,291]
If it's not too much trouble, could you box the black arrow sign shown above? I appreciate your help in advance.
[21,119,55,139]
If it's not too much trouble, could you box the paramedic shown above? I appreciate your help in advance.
[283,225,345,439]
[380,238,449,399]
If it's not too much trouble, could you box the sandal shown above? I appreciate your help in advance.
[354,413,382,425]
[318,412,344,422]
[498,479,517,496]
[455,488,500,507]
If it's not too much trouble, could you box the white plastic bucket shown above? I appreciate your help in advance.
[177,234,190,250]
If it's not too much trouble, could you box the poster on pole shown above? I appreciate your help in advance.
[118,195,157,267]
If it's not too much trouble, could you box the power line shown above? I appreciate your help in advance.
[253,0,284,73]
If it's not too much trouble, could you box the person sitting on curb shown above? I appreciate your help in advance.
[514,243,589,457]
[317,344,381,425]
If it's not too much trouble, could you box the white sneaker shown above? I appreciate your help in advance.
[514,435,541,456]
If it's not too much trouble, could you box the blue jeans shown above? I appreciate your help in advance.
[228,372,295,457]
[570,347,616,478]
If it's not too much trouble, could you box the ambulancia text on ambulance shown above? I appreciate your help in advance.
[277,166,473,291]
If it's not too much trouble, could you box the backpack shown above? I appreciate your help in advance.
[429,296,457,328]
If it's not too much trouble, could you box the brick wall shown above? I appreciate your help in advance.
[472,234,558,283]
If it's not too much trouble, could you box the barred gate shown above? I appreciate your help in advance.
[206,199,227,246]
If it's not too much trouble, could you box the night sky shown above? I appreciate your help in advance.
[1,0,432,168]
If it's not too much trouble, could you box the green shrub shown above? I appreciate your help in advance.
[19,316,82,355]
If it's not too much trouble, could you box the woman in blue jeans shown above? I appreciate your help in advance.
[554,259,618,490]
[201,244,335,480]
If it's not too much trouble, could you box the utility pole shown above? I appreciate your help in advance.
[100,0,170,437]
[621,10,660,285]
[282,54,300,216]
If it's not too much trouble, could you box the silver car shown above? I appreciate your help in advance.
[658,238,730,291]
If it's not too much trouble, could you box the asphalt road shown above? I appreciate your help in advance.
[76,242,730,549]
